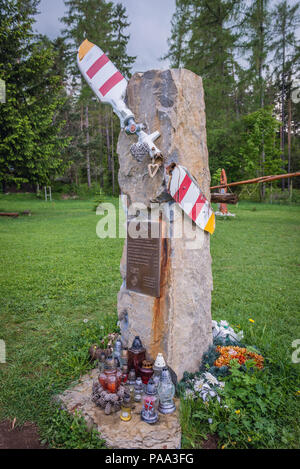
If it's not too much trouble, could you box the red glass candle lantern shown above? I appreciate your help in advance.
[128,336,146,375]
[98,356,121,393]
[107,373,117,393]
[139,360,154,384]
[99,370,107,388]
[141,379,159,424]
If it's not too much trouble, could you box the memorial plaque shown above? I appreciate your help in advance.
[126,220,161,297]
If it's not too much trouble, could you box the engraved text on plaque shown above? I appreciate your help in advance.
[126,221,161,297]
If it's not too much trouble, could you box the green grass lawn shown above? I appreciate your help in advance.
[0,193,299,448]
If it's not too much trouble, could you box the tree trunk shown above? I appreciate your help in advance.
[105,111,111,190]
[210,193,238,204]
[261,144,265,200]
[281,26,286,191]
[111,111,115,195]
[99,112,103,188]
[258,0,265,200]
[288,96,292,192]
[86,105,91,188]
[0,212,19,217]
[80,104,83,131]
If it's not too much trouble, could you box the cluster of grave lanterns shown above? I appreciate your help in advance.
[91,336,176,424]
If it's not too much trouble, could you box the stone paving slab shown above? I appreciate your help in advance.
[58,369,181,449]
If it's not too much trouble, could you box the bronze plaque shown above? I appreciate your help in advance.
[126,220,161,297]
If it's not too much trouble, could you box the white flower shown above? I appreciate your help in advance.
[194,379,204,392]
[202,382,212,392]
[212,319,244,345]
[185,389,195,399]
[83,318,89,323]
[220,320,229,328]
[200,391,208,402]
[204,372,219,386]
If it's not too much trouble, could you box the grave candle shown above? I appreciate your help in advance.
[157,367,176,414]
[128,336,146,375]
[120,396,132,422]
[134,377,144,402]
[141,379,159,424]
[107,373,117,394]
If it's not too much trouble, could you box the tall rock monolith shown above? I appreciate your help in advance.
[117,69,213,380]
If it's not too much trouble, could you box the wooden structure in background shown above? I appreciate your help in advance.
[211,171,300,190]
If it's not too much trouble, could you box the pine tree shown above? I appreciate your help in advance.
[166,1,245,180]
[0,0,69,189]
[62,0,115,80]
[62,0,134,192]
[272,0,300,189]
[110,3,136,78]
[242,0,273,197]
[163,0,191,67]
[243,0,272,110]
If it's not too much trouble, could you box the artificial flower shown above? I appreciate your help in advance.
[214,346,264,369]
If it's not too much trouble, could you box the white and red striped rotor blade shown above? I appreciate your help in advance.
[168,165,215,235]
[77,39,127,104]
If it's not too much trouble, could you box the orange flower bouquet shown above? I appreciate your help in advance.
[214,346,264,370]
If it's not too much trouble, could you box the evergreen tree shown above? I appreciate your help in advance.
[62,0,115,79]
[272,0,300,189]
[236,0,273,196]
[238,106,282,180]
[110,3,136,78]
[166,1,245,180]
[0,0,69,189]
[164,0,294,194]
[163,0,191,67]
[243,0,272,110]
[62,0,134,192]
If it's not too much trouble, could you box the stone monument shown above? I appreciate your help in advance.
[117,69,213,380]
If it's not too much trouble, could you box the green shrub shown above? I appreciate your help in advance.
[183,360,290,449]
[42,407,106,449]
[238,184,300,204]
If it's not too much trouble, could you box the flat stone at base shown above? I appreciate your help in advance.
[58,369,181,449]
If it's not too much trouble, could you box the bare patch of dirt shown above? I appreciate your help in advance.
[0,420,46,449]
[201,434,219,449]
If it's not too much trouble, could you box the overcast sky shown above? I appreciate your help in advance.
[34,0,299,74]
[34,0,175,72]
